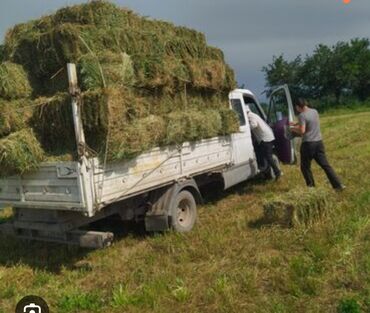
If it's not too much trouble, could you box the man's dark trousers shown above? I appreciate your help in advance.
[260,141,281,177]
[300,140,342,189]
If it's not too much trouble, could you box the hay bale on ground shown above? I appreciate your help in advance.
[0,129,45,177]
[263,188,332,227]
[0,62,32,100]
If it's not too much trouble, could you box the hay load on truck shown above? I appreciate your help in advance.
[0,1,297,248]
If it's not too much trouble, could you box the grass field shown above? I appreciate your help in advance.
[0,109,370,313]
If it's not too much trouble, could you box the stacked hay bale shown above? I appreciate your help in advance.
[0,1,239,176]
[263,188,332,227]
[0,61,43,175]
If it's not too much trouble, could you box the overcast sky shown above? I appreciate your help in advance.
[1,0,369,101]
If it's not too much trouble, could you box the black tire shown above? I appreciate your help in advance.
[170,190,197,232]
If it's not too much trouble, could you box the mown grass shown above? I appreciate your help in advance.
[0,109,370,312]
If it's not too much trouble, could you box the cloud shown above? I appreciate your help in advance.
[1,0,369,100]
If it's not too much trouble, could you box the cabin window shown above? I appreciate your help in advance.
[268,91,290,124]
[230,99,246,126]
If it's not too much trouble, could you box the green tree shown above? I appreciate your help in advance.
[346,38,370,100]
[263,38,370,103]
[301,44,332,99]
[262,54,303,97]
[302,43,349,102]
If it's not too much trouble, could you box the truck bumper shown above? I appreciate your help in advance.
[0,221,113,249]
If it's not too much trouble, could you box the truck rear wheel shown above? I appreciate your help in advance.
[170,190,197,233]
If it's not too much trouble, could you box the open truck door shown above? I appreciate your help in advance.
[267,84,296,164]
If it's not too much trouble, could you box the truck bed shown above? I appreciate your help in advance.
[0,136,234,217]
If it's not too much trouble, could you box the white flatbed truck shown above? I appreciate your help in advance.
[0,64,296,248]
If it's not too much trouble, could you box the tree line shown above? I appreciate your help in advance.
[263,38,370,104]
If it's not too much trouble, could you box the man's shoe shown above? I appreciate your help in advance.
[275,172,283,181]
[335,185,346,192]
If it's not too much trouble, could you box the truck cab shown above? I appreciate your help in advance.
[228,84,296,175]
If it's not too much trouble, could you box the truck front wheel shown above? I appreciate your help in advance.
[170,190,197,232]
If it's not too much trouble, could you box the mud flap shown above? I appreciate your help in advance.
[144,215,169,232]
